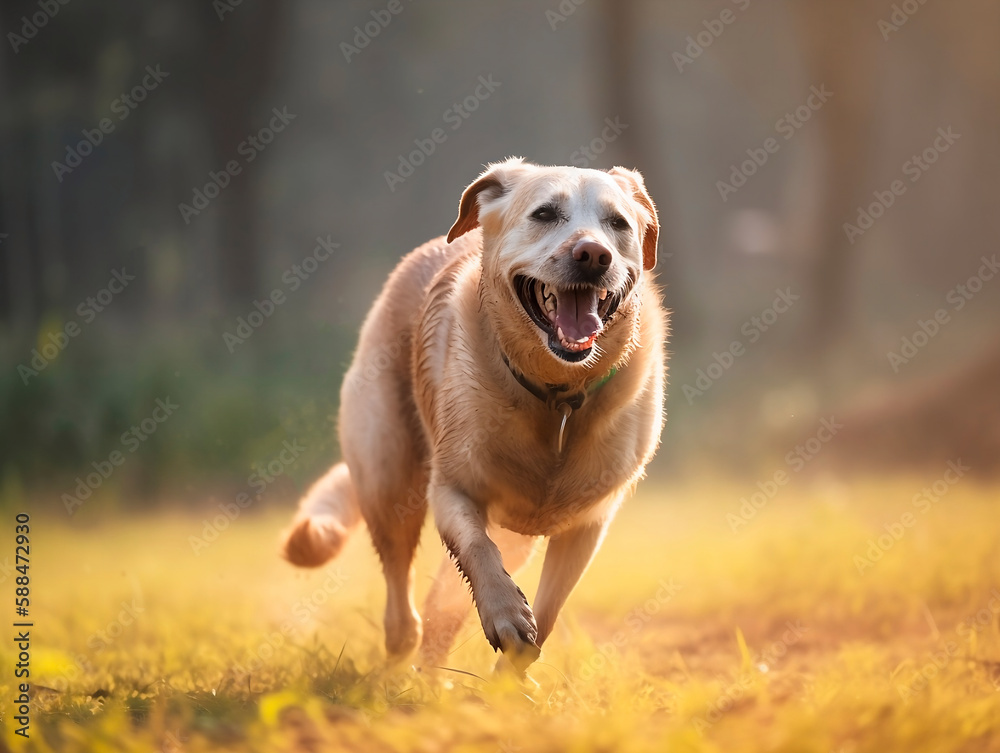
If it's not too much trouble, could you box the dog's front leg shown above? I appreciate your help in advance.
[429,480,540,669]
[533,519,608,647]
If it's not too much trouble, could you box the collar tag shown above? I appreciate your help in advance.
[556,402,572,454]
[499,349,618,455]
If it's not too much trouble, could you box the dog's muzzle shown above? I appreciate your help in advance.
[513,274,631,362]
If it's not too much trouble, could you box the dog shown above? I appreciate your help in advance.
[281,158,667,671]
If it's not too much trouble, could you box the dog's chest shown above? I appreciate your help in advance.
[488,460,623,536]
[460,406,636,535]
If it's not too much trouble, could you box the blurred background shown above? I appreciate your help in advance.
[2,0,998,516]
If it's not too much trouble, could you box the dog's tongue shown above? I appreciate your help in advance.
[555,287,602,343]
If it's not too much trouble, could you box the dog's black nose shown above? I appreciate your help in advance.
[572,240,612,277]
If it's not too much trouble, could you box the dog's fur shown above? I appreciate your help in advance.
[281,158,667,669]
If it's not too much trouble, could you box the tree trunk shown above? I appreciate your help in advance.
[598,0,692,343]
[201,0,288,304]
[791,1,879,355]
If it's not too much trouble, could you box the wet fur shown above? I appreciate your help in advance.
[281,159,668,670]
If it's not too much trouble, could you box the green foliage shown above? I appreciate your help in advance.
[0,322,354,504]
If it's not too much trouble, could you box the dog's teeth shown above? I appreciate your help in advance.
[537,283,557,315]
[599,288,608,301]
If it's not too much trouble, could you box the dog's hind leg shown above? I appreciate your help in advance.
[419,526,537,669]
[365,485,427,660]
[281,462,362,567]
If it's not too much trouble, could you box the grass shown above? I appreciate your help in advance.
[3,474,1000,752]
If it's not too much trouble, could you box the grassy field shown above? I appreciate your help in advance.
[3,475,1000,752]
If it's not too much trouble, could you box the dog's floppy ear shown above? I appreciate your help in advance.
[447,158,524,243]
[608,166,659,270]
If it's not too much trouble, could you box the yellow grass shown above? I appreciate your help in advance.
[4,475,1000,752]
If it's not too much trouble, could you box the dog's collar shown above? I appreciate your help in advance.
[499,350,616,411]
[500,350,617,454]
[499,349,618,454]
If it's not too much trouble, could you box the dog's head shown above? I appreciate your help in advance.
[447,158,659,369]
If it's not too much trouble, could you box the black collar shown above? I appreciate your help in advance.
[500,350,616,411]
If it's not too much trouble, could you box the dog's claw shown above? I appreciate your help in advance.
[496,623,541,672]
[478,579,540,670]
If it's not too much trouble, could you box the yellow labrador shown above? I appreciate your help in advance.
[281,158,667,670]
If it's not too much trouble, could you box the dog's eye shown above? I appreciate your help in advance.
[530,205,559,223]
[607,214,630,231]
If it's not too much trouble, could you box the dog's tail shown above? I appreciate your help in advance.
[280,462,362,567]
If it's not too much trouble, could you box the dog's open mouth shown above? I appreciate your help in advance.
[513,275,624,362]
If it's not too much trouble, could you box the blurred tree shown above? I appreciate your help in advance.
[794,0,1000,469]
[199,0,288,303]
[791,1,878,356]
[0,0,290,325]
[598,0,694,344]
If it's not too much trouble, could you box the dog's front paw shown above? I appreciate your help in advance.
[476,579,540,671]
